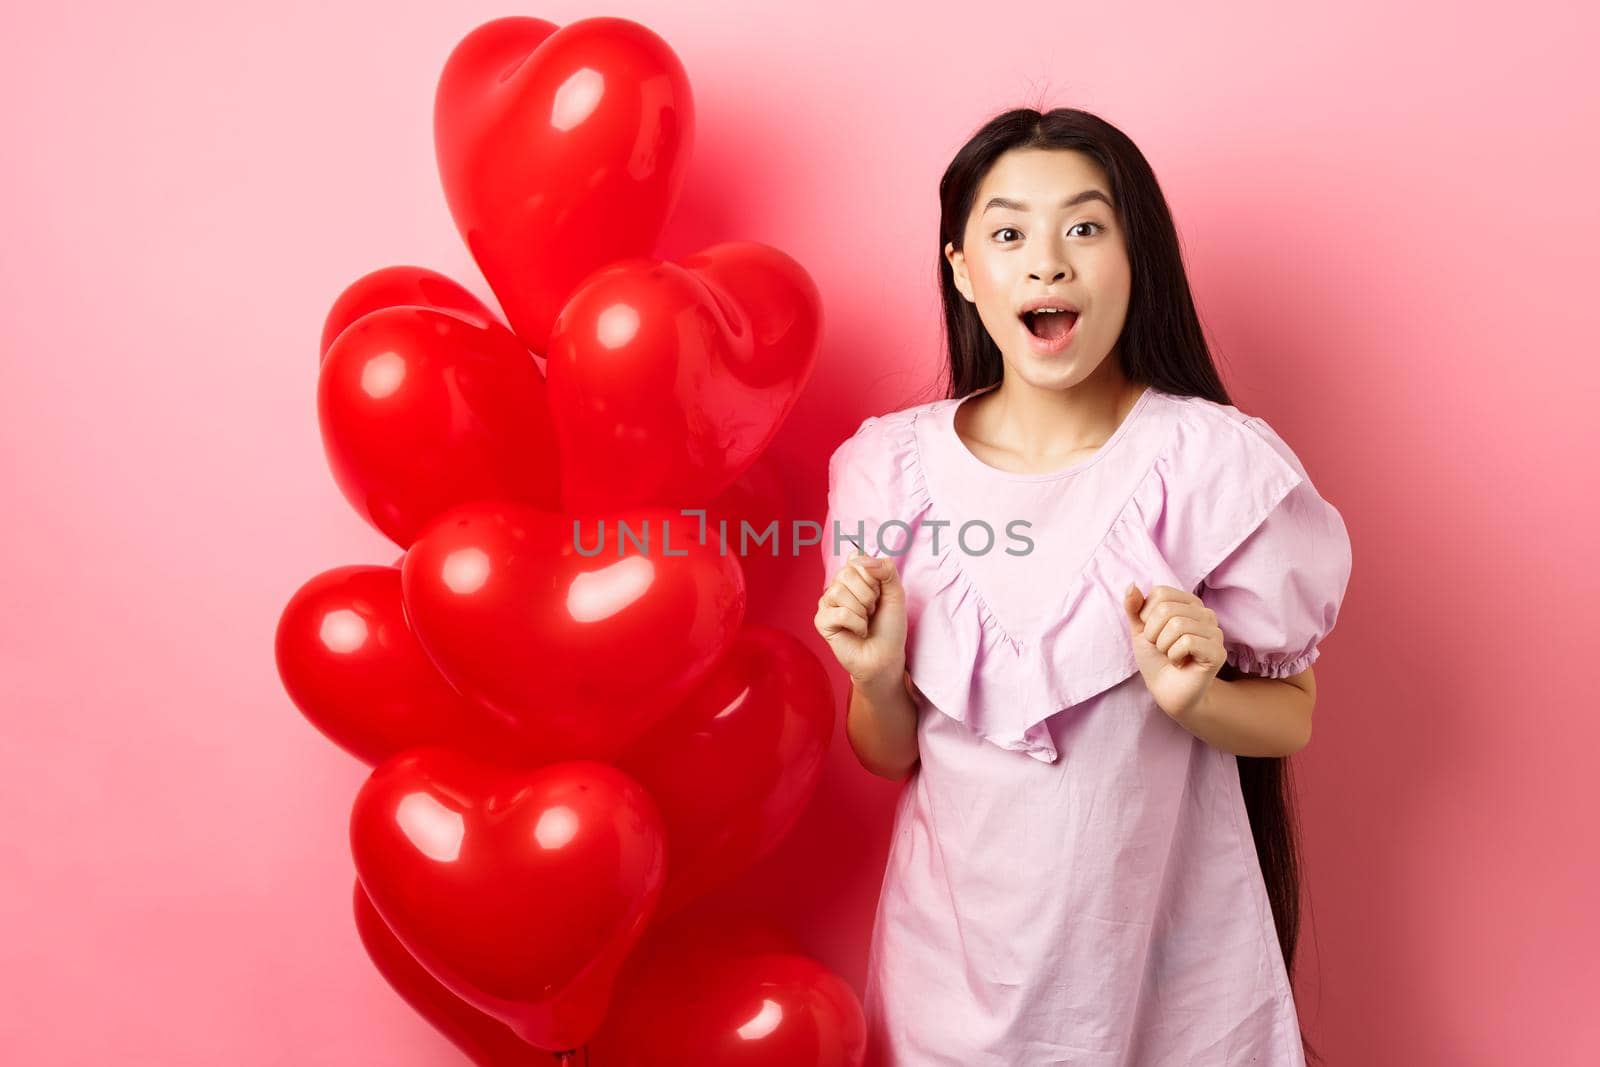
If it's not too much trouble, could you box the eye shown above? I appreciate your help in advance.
[991,221,1105,244]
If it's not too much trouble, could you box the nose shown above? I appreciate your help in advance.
[1027,251,1071,282]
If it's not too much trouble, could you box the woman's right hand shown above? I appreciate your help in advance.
[814,548,907,688]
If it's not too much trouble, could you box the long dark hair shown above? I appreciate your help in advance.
[932,106,1321,1064]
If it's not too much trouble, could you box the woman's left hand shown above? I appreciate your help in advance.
[1123,583,1224,720]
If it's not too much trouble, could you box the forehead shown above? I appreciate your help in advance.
[972,147,1110,210]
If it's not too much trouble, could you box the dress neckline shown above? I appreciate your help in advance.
[942,382,1159,483]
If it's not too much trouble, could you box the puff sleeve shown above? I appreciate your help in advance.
[820,415,886,588]
[1198,419,1353,679]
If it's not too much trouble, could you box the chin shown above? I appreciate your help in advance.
[1016,340,1101,373]
[1005,361,1086,390]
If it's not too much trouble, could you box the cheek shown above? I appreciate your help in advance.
[966,255,1017,326]
[966,249,1010,295]
[1090,246,1132,302]
[1080,261,1131,325]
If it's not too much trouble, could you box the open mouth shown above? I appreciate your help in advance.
[1021,308,1079,342]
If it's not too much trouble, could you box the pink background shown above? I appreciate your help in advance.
[4,1,1597,1063]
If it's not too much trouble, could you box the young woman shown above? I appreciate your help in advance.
[813,107,1352,1065]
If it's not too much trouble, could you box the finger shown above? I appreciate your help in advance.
[817,603,866,640]
[1124,582,1146,626]
[1142,598,1215,644]
[821,548,869,596]
[1168,632,1197,666]
[835,563,879,614]
[1136,584,1197,624]
[849,555,884,591]
[819,585,869,623]
[1168,632,1223,669]
[1154,614,1208,655]
[868,553,901,580]
[863,552,900,580]
[820,603,868,640]
[1135,583,1170,624]
[821,552,875,609]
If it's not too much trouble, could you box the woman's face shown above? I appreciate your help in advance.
[944,148,1131,388]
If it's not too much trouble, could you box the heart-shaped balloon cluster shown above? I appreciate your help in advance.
[276,14,861,1064]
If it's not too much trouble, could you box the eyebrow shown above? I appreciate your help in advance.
[982,190,1113,214]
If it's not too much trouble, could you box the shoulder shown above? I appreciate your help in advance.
[1158,391,1309,484]
[826,398,938,467]
[1131,392,1322,587]
[823,399,941,519]
[821,402,938,567]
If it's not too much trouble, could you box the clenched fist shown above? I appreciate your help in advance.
[814,548,907,689]
[1123,582,1225,720]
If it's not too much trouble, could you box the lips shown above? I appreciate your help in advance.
[1021,308,1079,340]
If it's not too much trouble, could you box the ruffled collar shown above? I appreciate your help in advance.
[867,389,1302,763]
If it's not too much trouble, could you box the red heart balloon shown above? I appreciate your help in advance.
[318,305,561,548]
[617,625,834,916]
[350,749,667,1053]
[274,565,541,767]
[320,266,496,362]
[593,948,867,1066]
[401,500,746,761]
[354,886,796,1066]
[352,881,547,1066]
[618,898,802,971]
[547,240,822,512]
[434,15,693,354]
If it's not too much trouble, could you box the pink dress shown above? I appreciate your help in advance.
[820,383,1353,1066]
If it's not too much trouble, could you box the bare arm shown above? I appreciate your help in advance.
[1123,584,1318,758]
[1173,663,1316,757]
[816,549,918,781]
[846,668,920,780]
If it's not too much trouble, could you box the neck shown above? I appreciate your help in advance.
[969,365,1142,462]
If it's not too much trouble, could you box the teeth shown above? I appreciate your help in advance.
[1025,308,1073,315]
